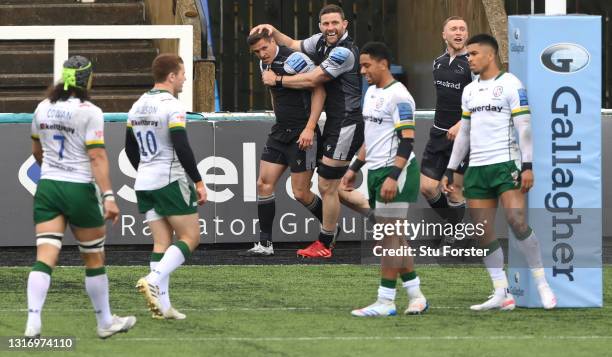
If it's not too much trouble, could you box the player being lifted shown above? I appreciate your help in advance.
[26,56,136,338]
[127,54,206,319]
[240,29,326,256]
[344,42,428,316]
[252,4,364,258]
[442,34,556,310]
[421,17,472,245]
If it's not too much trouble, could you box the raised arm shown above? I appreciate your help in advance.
[250,24,301,52]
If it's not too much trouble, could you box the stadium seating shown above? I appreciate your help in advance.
[0,0,156,112]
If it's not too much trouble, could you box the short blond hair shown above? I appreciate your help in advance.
[443,16,467,30]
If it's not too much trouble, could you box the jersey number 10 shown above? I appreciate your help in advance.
[136,130,158,156]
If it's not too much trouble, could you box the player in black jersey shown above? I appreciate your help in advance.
[420,16,472,238]
[239,29,326,257]
[252,4,364,258]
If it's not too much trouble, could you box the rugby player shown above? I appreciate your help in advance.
[251,4,364,258]
[26,56,136,338]
[344,42,427,316]
[127,54,206,319]
[239,29,325,256]
[421,16,472,244]
[442,34,557,310]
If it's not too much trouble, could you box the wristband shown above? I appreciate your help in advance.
[444,168,455,185]
[102,190,115,201]
[349,159,365,172]
[387,166,402,181]
[276,75,283,87]
[521,162,532,172]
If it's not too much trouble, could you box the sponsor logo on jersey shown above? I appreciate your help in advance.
[434,80,461,90]
[364,115,383,125]
[329,48,349,65]
[286,54,307,73]
[518,88,529,106]
[493,86,503,97]
[397,103,413,120]
[39,123,75,134]
[540,43,590,73]
[131,119,159,127]
[468,104,503,113]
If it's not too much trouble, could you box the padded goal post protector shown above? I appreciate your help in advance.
[508,15,602,307]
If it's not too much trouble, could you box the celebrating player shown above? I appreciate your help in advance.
[127,54,206,319]
[240,29,326,256]
[251,4,364,258]
[26,56,136,338]
[421,16,472,246]
[343,42,428,316]
[442,34,556,311]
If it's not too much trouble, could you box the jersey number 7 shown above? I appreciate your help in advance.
[53,134,65,160]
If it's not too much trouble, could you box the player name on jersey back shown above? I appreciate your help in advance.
[32,98,105,183]
[128,90,188,191]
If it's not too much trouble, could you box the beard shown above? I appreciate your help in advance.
[448,40,465,52]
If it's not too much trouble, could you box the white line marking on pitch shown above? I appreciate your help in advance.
[79,335,612,342]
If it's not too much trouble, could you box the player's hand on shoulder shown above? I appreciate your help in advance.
[521,169,534,193]
[250,24,276,36]
[195,181,207,205]
[103,199,120,225]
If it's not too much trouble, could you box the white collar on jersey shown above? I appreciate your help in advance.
[446,48,468,64]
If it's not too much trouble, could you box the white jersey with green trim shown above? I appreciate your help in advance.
[362,81,416,170]
[461,72,531,166]
[128,89,188,191]
[32,97,105,183]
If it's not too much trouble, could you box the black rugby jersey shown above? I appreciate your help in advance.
[261,45,315,142]
[301,32,363,124]
[432,51,472,130]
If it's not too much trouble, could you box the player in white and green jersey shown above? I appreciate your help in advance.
[442,34,556,311]
[127,54,207,320]
[26,56,136,339]
[342,42,427,317]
